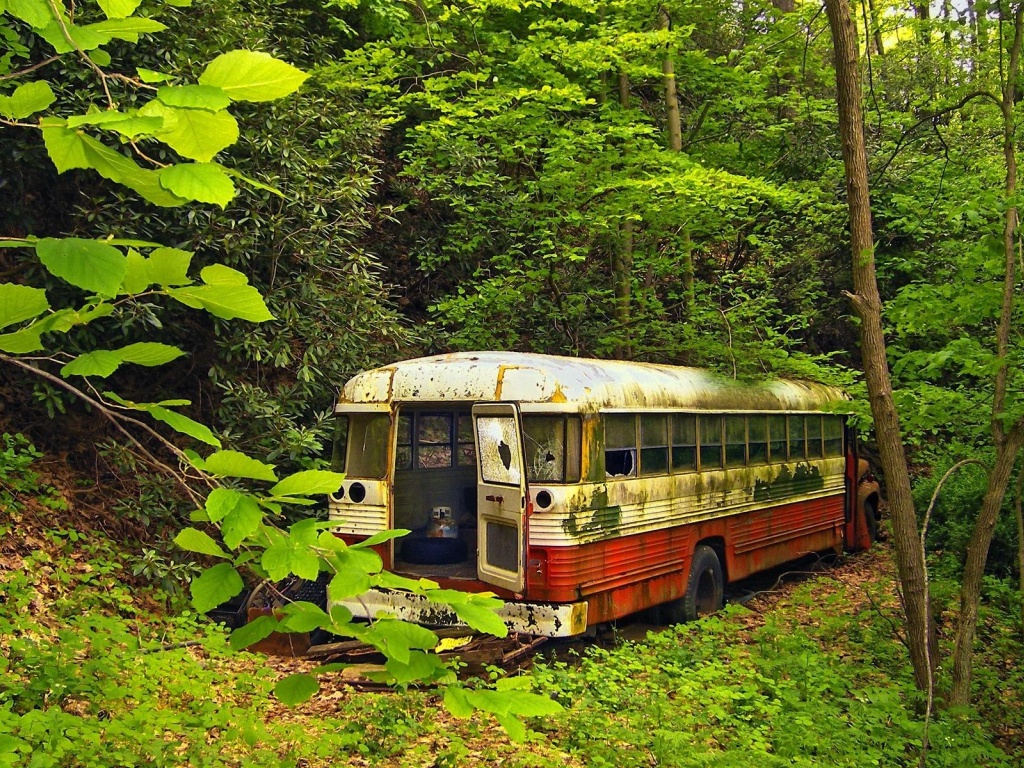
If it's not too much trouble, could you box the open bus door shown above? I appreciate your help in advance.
[472,403,527,593]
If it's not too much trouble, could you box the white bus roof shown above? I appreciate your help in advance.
[336,352,847,413]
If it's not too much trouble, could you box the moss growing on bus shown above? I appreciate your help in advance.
[562,486,622,539]
[753,463,825,503]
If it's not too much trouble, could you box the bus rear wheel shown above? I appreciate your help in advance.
[663,544,724,624]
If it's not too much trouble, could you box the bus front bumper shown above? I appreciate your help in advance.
[336,589,589,638]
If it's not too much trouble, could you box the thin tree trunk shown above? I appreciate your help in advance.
[659,7,682,153]
[867,0,886,58]
[824,0,935,694]
[949,4,1024,707]
[614,71,633,360]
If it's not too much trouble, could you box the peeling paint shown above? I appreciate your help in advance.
[753,463,825,502]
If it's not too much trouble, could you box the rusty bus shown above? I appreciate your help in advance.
[328,352,880,637]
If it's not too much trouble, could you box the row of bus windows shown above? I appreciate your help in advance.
[604,413,845,479]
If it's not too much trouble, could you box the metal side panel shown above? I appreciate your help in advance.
[336,589,588,638]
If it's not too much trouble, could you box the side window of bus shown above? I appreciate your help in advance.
[396,414,412,470]
[725,416,747,467]
[790,415,807,460]
[457,414,476,467]
[640,415,669,476]
[523,415,582,484]
[806,415,823,459]
[700,415,724,470]
[672,414,697,472]
[605,414,637,478]
[768,414,787,462]
[824,416,844,457]
[748,416,768,465]
[418,414,453,469]
[331,415,348,473]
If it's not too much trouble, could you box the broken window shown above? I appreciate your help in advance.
[604,414,637,478]
[523,415,581,483]
[478,415,523,486]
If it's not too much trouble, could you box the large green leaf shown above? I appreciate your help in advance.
[200,264,249,285]
[66,110,163,138]
[139,100,239,162]
[269,470,345,498]
[137,68,174,83]
[279,602,331,633]
[0,284,48,330]
[450,600,508,638]
[5,0,51,28]
[35,238,126,296]
[0,81,54,119]
[79,133,189,207]
[169,283,273,321]
[60,350,122,378]
[199,50,308,102]
[120,249,150,294]
[203,450,278,482]
[85,17,166,43]
[37,19,108,52]
[146,248,193,286]
[159,162,235,207]
[190,562,244,613]
[40,124,90,173]
[174,527,229,558]
[220,493,263,549]
[118,341,185,366]
[96,0,141,19]
[157,84,230,111]
[274,674,319,706]
[0,327,43,353]
[145,405,221,447]
[229,614,277,651]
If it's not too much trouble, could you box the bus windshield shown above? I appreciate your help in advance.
[332,412,390,479]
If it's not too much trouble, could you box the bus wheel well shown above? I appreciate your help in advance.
[695,537,728,584]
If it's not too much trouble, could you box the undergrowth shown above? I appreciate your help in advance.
[1,435,1021,767]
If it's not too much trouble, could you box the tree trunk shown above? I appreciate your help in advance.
[614,71,633,360]
[659,8,682,153]
[949,4,1024,706]
[823,0,935,694]
[867,0,886,58]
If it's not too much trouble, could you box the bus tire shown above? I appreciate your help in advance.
[663,544,724,624]
[864,501,878,544]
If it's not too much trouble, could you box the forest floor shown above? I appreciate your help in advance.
[2,448,1023,767]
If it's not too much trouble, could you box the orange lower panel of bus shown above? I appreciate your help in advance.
[528,494,847,625]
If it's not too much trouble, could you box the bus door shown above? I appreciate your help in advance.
[472,403,527,593]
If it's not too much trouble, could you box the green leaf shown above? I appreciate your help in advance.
[35,238,126,296]
[350,529,409,549]
[97,0,141,19]
[262,539,320,581]
[270,470,345,498]
[159,162,235,207]
[120,249,149,294]
[279,601,331,632]
[174,527,229,558]
[216,491,262,548]
[60,349,122,378]
[203,450,278,481]
[91,48,111,67]
[66,110,164,139]
[169,283,274,321]
[78,133,188,207]
[137,68,173,84]
[85,17,166,43]
[444,685,474,718]
[274,673,319,706]
[189,562,243,613]
[494,713,527,743]
[450,600,508,638]
[0,284,48,329]
[5,0,51,28]
[120,341,185,366]
[205,487,245,522]
[327,566,372,600]
[0,326,43,353]
[146,405,221,447]
[200,263,249,285]
[139,100,239,162]
[0,81,54,119]
[41,125,90,173]
[37,19,109,53]
[146,248,193,286]
[223,167,284,198]
[229,614,278,651]
[199,50,308,102]
[157,84,230,111]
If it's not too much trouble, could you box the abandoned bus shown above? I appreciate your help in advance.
[328,352,880,637]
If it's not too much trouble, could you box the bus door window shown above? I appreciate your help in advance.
[605,414,637,478]
[768,414,787,462]
[748,416,768,465]
[640,415,669,476]
[790,415,807,460]
[699,415,724,470]
[824,416,844,457]
[725,416,747,468]
[806,415,823,459]
[671,414,697,472]
[346,413,390,478]
[417,414,453,469]
[477,416,523,486]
